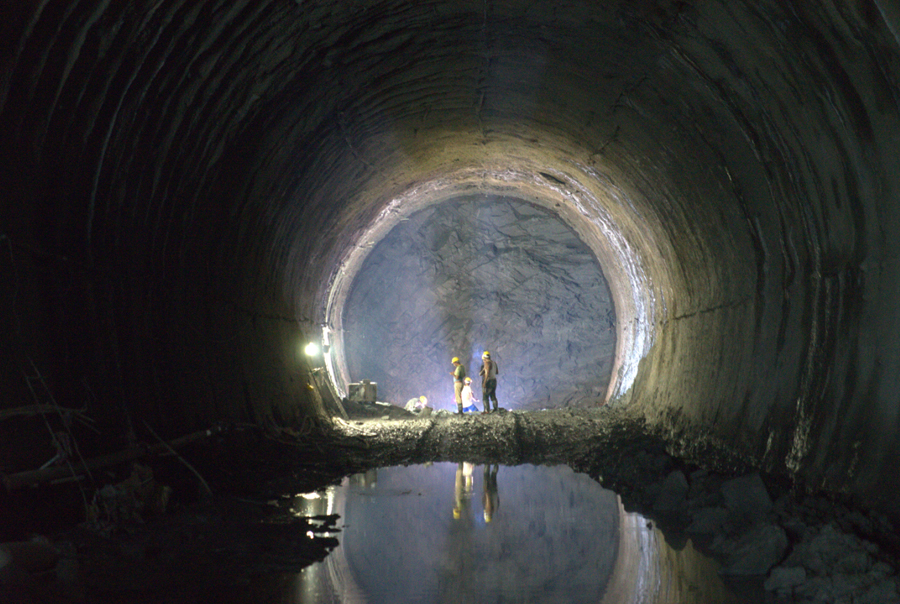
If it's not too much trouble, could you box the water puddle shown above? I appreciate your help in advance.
[280,463,760,603]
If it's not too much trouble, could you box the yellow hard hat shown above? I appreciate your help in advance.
[464,377,472,384]
[452,357,460,363]
[419,396,427,404]
[482,351,490,358]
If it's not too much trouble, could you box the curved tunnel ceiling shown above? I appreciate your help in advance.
[3,1,900,516]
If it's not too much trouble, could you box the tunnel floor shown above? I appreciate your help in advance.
[4,406,900,603]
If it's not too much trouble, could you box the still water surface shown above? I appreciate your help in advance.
[285,463,757,603]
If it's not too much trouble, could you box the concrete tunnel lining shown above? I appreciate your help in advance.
[3,0,900,521]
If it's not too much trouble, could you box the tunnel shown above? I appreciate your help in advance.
[2,0,900,599]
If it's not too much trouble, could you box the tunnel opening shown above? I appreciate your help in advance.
[4,0,900,601]
[339,194,616,412]
[316,162,659,414]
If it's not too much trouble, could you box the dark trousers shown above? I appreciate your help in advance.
[482,379,498,411]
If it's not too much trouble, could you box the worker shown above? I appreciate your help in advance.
[450,356,466,414]
[483,464,500,523]
[404,395,428,414]
[479,351,500,413]
[453,461,475,521]
[461,377,479,413]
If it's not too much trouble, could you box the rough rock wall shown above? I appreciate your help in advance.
[343,196,615,410]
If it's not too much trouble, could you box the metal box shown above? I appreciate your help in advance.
[347,380,377,403]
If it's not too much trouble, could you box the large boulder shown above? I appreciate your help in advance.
[718,523,788,576]
[653,470,689,514]
[686,506,728,536]
[720,473,772,522]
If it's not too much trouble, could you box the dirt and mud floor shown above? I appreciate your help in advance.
[3,403,900,603]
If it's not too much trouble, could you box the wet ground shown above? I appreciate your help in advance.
[294,462,759,603]
[3,403,900,603]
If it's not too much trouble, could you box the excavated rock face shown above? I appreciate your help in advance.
[343,196,615,410]
[2,0,900,518]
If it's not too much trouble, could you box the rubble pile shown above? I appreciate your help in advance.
[568,416,900,604]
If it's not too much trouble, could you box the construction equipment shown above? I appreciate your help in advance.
[347,379,377,404]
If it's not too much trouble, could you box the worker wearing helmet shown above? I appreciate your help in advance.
[479,351,500,413]
[450,357,466,414]
[483,464,499,522]
[404,395,429,415]
[461,377,480,413]
[453,462,474,521]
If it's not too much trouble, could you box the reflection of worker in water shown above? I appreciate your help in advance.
[461,377,480,413]
[450,357,466,414]
[453,462,475,520]
[479,351,500,413]
[404,395,429,414]
[483,464,500,522]
[350,468,378,489]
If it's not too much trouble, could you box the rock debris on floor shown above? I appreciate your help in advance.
[3,403,899,603]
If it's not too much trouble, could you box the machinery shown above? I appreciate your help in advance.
[347,379,378,404]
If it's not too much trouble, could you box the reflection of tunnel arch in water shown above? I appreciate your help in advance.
[300,464,749,603]
[602,503,744,604]
[341,195,617,411]
[322,464,620,602]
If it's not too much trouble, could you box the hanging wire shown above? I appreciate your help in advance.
[4,234,96,507]
[24,357,94,510]
[142,420,213,498]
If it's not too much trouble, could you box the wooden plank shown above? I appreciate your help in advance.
[2,425,223,491]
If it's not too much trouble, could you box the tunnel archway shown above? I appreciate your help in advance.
[317,156,659,414]
[340,193,617,411]
[3,0,900,523]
